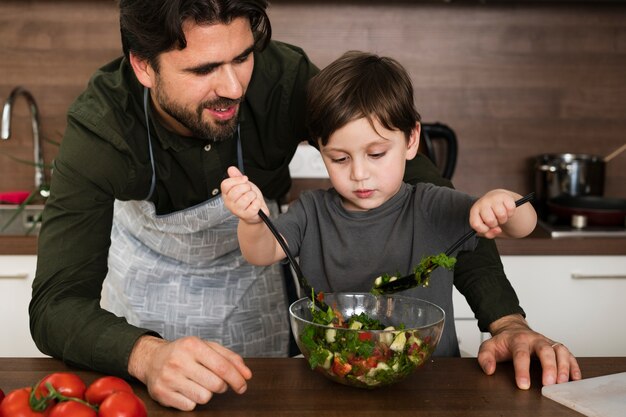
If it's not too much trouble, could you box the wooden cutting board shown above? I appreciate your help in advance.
[541,372,626,417]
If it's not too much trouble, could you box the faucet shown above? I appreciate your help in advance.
[1,86,49,197]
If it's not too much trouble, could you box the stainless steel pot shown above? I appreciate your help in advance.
[534,153,605,205]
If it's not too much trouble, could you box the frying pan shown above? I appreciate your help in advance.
[547,195,626,227]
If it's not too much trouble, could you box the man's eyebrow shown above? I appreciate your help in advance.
[185,45,255,74]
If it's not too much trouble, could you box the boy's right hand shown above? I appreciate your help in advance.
[220,166,268,224]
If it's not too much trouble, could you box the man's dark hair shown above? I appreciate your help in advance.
[306,51,421,148]
[119,0,271,70]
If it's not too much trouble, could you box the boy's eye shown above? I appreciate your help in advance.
[369,152,386,159]
[331,157,348,164]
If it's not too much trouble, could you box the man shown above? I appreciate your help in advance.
[30,0,580,411]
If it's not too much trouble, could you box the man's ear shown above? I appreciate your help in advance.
[128,52,155,88]
[406,122,420,160]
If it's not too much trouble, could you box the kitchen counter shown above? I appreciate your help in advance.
[0,236,38,255]
[495,227,626,256]
[2,227,625,256]
[1,357,624,416]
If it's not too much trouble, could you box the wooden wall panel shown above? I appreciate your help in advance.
[268,3,626,197]
[0,1,119,194]
[1,1,624,200]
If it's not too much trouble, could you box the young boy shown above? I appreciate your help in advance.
[221,51,537,356]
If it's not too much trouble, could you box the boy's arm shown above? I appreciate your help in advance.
[236,220,287,266]
[470,189,537,239]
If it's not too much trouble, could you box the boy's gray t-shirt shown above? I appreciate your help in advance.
[275,182,479,356]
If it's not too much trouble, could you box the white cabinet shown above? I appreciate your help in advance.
[453,256,626,357]
[503,255,626,357]
[0,255,48,357]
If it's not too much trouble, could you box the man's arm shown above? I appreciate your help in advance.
[405,154,580,388]
[29,122,157,378]
[404,154,525,327]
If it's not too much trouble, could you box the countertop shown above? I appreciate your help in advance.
[1,357,624,416]
[2,227,625,256]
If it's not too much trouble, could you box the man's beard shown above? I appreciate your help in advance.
[155,88,240,142]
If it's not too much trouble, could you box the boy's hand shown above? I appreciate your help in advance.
[220,166,267,224]
[469,189,519,238]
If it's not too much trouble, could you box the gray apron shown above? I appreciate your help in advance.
[101,89,290,357]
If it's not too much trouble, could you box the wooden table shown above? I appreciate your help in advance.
[2,357,625,416]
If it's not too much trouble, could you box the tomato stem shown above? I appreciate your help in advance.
[28,382,98,412]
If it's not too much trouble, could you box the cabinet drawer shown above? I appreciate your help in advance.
[0,255,48,357]
[503,255,626,356]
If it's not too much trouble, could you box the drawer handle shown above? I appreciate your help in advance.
[571,273,626,280]
[0,273,29,279]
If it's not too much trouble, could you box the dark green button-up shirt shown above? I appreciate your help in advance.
[30,40,523,379]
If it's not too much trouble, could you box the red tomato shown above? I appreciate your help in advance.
[0,388,4,405]
[372,344,392,360]
[366,356,379,368]
[35,373,86,400]
[84,377,133,406]
[346,358,368,376]
[49,401,96,417]
[0,387,50,417]
[331,357,352,378]
[357,332,372,341]
[98,391,147,417]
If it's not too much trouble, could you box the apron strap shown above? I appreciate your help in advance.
[236,124,244,173]
[143,87,157,201]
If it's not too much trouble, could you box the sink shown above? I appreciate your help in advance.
[0,204,44,236]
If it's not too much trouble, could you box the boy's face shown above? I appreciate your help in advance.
[319,117,419,211]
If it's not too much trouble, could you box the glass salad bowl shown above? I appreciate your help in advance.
[289,292,445,388]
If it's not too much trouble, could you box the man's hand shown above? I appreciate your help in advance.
[128,335,252,411]
[477,314,581,389]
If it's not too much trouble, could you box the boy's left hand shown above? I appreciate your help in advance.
[470,189,519,238]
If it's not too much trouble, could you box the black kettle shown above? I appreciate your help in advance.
[420,122,458,180]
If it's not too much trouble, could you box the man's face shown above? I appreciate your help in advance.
[149,17,255,141]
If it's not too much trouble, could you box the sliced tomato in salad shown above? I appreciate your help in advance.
[331,357,352,377]
[358,332,372,341]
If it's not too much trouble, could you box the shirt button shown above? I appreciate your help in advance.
[212,188,219,196]
[204,144,212,152]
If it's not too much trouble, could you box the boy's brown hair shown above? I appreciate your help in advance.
[306,50,421,148]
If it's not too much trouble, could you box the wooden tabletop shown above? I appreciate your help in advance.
[1,357,625,416]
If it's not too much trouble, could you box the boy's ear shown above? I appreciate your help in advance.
[129,52,155,89]
[406,122,420,160]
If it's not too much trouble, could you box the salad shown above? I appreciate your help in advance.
[298,294,436,388]
[371,253,457,294]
